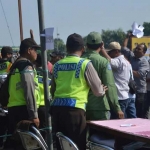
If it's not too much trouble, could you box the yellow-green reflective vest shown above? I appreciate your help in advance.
[52,56,90,110]
[37,75,51,106]
[8,68,40,108]
[0,61,12,74]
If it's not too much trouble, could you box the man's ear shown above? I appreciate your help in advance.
[82,47,85,53]
[27,48,31,54]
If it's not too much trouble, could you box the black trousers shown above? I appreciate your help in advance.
[0,113,8,145]
[135,93,147,118]
[38,106,46,139]
[8,105,29,134]
[51,106,87,150]
[3,106,29,149]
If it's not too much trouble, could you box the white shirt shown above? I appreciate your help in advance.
[110,55,130,100]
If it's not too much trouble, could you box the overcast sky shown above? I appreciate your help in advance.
[0,0,150,46]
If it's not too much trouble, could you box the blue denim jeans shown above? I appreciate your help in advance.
[119,98,136,118]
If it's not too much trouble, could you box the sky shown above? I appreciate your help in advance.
[0,0,150,46]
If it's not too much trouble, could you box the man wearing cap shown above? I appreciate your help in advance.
[34,53,51,139]
[0,46,12,88]
[50,50,65,65]
[101,42,136,118]
[0,46,13,73]
[82,32,123,122]
[48,50,65,75]
[7,38,41,140]
[50,33,107,150]
[0,46,12,149]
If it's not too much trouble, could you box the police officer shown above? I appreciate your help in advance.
[34,54,51,139]
[6,38,41,148]
[0,46,12,149]
[50,50,65,65]
[50,33,108,150]
[0,46,12,74]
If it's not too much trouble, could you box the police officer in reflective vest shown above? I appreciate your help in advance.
[50,33,108,150]
[0,46,13,74]
[34,54,51,139]
[0,46,12,149]
[7,38,41,146]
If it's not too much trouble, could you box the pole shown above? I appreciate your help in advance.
[18,0,23,41]
[56,28,58,50]
[37,1,53,150]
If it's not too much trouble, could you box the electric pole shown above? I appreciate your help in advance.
[37,1,53,149]
[18,0,23,41]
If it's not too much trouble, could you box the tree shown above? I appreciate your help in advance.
[47,38,66,61]
[101,28,126,48]
[143,22,150,36]
[54,38,66,52]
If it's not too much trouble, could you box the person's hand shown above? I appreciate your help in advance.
[103,84,108,92]
[118,110,124,119]
[126,31,133,38]
[32,118,40,127]
[100,41,105,50]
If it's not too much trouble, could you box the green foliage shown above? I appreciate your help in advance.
[101,28,126,48]
[83,28,126,48]
[54,38,66,52]
[143,22,150,36]
[46,38,66,61]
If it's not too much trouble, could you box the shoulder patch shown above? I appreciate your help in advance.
[107,63,112,70]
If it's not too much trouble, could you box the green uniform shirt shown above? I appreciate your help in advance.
[82,50,121,113]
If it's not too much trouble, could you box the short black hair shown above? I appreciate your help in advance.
[66,33,84,53]
[139,43,147,54]
[86,43,101,50]
[1,46,13,58]
[1,53,7,58]
[67,45,84,53]
[19,47,27,55]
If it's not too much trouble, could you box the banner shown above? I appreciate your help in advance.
[40,27,54,50]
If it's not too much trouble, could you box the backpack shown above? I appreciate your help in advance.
[128,70,137,94]
[0,58,34,107]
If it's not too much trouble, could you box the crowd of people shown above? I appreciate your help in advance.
[0,30,149,150]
